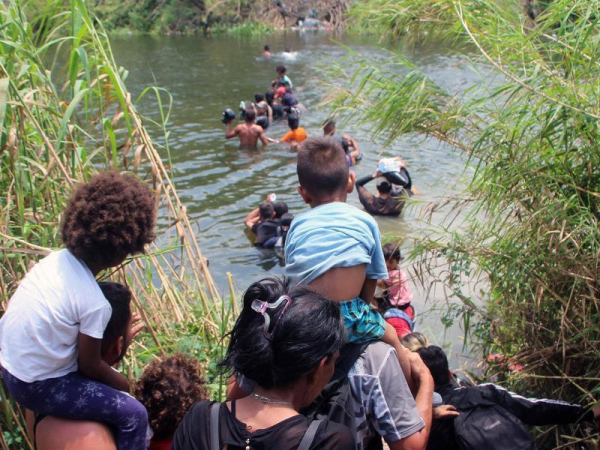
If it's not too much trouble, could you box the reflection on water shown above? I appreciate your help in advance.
[111,32,482,364]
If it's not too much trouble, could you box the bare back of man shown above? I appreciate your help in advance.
[225,110,269,147]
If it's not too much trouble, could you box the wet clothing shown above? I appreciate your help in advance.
[280,74,293,88]
[281,127,307,143]
[272,104,285,120]
[252,219,281,247]
[282,92,298,108]
[356,175,408,216]
[285,202,388,285]
[171,400,355,450]
[340,297,386,343]
[2,367,148,450]
[428,381,595,450]
[350,342,425,449]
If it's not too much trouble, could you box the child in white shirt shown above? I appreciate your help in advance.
[0,171,156,450]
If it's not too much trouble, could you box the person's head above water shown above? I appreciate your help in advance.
[61,171,156,272]
[323,119,336,136]
[259,201,275,220]
[376,178,393,195]
[276,65,287,75]
[255,93,265,103]
[265,91,275,105]
[287,113,300,130]
[98,281,133,364]
[244,108,256,123]
[417,345,451,389]
[273,201,289,218]
[297,136,355,206]
[264,44,270,52]
[221,277,345,403]
[135,354,208,441]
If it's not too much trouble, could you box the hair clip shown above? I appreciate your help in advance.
[251,295,292,340]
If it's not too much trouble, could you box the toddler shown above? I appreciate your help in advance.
[285,137,414,389]
[0,171,156,450]
[135,354,208,450]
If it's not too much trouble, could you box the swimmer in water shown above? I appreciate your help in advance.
[225,109,269,147]
[262,44,271,58]
[282,48,297,60]
[274,65,293,89]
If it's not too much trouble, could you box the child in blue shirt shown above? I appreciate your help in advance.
[285,137,414,389]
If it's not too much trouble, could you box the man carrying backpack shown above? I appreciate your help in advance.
[304,342,435,450]
[418,345,600,450]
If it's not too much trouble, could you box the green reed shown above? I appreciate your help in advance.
[0,1,236,448]
[330,0,600,447]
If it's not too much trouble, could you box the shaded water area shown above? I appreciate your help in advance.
[111,32,483,364]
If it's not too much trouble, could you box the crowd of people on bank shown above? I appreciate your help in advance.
[0,136,598,450]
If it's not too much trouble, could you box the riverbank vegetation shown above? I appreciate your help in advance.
[24,0,350,35]
[334,0,600,446]
[0,1,235,447]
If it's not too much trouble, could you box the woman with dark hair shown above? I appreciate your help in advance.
[172,277,354,450]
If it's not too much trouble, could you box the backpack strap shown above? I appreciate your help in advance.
[297,419,323,450]
[210,403,221,450]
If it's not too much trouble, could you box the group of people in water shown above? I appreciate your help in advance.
[1,135,598,450]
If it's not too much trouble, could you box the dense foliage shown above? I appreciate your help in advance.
[0,1,234,447]
[335,0,600,446]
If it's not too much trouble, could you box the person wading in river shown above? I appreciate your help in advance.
[225,109,269,147]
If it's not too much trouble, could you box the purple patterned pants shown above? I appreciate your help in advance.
[2,367,148,450]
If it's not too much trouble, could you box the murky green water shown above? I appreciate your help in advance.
[111,32,482,362]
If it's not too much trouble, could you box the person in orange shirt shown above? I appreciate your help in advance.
[280,114,307,149]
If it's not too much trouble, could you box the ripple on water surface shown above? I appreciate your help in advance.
[111,32,485,364]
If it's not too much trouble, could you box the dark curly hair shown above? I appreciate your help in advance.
[134,354,208,440]
[61,171,156,269]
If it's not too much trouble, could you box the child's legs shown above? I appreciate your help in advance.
[382,323,416,394]
[2,368,147,450]
[340,297,387,344]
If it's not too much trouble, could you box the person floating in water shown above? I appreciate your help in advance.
[244,200,281,247]
[224,108,269,147]
[262,44,271,58]
[282,48,297,60]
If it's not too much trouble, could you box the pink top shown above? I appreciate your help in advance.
[385,269,413,307]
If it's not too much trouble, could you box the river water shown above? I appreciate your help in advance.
[111,32,481,363]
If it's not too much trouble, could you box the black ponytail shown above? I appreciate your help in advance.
[221,277,346,389]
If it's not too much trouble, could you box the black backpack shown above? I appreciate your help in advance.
[448,388,536,450]
[301,344,368,441]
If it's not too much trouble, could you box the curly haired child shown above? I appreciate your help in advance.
[0,171,157,450]
[135,354,208,450]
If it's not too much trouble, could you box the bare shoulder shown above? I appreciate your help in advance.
[36,417,116,450]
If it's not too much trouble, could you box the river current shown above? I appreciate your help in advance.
[111,31,481,364]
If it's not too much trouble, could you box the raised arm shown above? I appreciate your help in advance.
[225,123,239,139]
[244,208,260,231]
[77,333,129,392]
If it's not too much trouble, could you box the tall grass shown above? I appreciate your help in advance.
[331,0,600,446]
[0,1,235,448]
